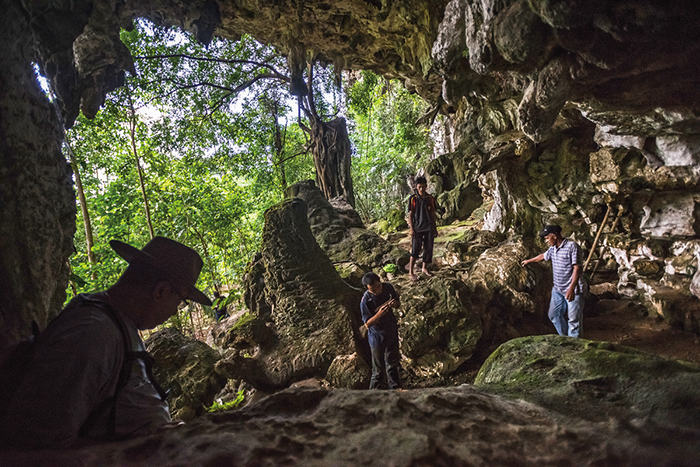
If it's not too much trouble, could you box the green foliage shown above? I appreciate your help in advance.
[207,390,245,413]
[232,311,255,330]
[66,20,316,303]
[63,22,436,329]
[346,71,432,223]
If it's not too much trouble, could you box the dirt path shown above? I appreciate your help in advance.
[585,298,700,364]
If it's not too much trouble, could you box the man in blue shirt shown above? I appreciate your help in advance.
[522,225,586,337]
[359,273,402,389]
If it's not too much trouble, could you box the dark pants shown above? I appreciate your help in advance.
[411,231,434,264]
[370,340,401,389]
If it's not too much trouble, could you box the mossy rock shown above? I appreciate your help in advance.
[386,209,408,232]
[475,335,700,428]
[146,327,227,422]
[213,311,273,350]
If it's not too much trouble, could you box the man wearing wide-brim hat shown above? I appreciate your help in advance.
[0,237,211,450]
[521,225,587,338]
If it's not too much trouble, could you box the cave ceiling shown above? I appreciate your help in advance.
[22,0,700,141]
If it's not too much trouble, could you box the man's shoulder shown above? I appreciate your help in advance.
[562,238,582,251]
[53,295,125,339]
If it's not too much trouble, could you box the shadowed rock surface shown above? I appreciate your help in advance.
[145,327,227,422]
[287,180,410,281]
[233,198,364,388]
[1,385,699,466]
[398,238,552,377]
[476,335,700,429]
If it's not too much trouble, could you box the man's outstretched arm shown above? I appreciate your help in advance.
[522,253,545,266]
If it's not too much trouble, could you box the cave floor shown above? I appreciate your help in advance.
[585,298,700,364]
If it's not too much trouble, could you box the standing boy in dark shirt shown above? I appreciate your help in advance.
[359,272,401,389]
[408,176,438,281]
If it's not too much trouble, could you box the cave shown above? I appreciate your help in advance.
[2,0,700,465]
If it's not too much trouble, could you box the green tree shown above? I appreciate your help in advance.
[346,71,433,222]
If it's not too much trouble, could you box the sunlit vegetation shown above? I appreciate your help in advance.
[63,20,434,336]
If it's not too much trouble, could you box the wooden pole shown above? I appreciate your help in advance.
[584,204,612,272]
[590,205,625,278]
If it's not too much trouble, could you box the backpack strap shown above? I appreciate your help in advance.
[77,297,166,438]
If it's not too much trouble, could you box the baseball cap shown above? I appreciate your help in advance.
[538,225,562,237]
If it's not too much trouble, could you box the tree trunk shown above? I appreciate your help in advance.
[128,96,155,240]
[273,107,287,193]
[310,116,355,207]
[64,136,97,264]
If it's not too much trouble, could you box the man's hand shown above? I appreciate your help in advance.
[359,324,368,338]
[521,259,530,267]
[565,288,575,302]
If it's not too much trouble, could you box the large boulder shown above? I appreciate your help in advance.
[399,275,488,376]
[145,327,227,422]
[237,198,364,389]
[399,238,552,377]
[286,180,409,281]
[475,335,700,429]
[4,385,700,466]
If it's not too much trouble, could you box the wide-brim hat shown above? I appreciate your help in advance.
[110,236,212,306]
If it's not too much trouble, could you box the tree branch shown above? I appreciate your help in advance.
[135,53,290,80]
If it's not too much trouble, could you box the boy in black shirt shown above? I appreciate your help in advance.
[359,273,401,389]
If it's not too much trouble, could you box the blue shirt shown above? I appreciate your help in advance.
[360,283,399,348]
[543,238,586,295]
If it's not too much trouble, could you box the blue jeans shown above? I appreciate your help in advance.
[548,289,583,338]
[370,340,401,389]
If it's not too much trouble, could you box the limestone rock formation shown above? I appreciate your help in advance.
[236,198,364,388]
[0,1,75,349]
[399,238,551,377]
[2,384,699,466]
[287,180,410,282]
[605,236,700,333]
[145,327,227,421]
[325,353,370,389]
[475,335,700,429]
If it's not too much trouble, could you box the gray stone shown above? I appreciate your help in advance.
[325,353,371,389]
[475,335,700,429]
[3,384,700,466]
[239,198,364,389]
[640,193,700,238]
[146,327,227,422]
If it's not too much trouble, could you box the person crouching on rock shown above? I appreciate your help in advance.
[359,272,402,389]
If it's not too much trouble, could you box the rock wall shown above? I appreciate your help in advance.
[2,385,699,466]
[0,0,75,348]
